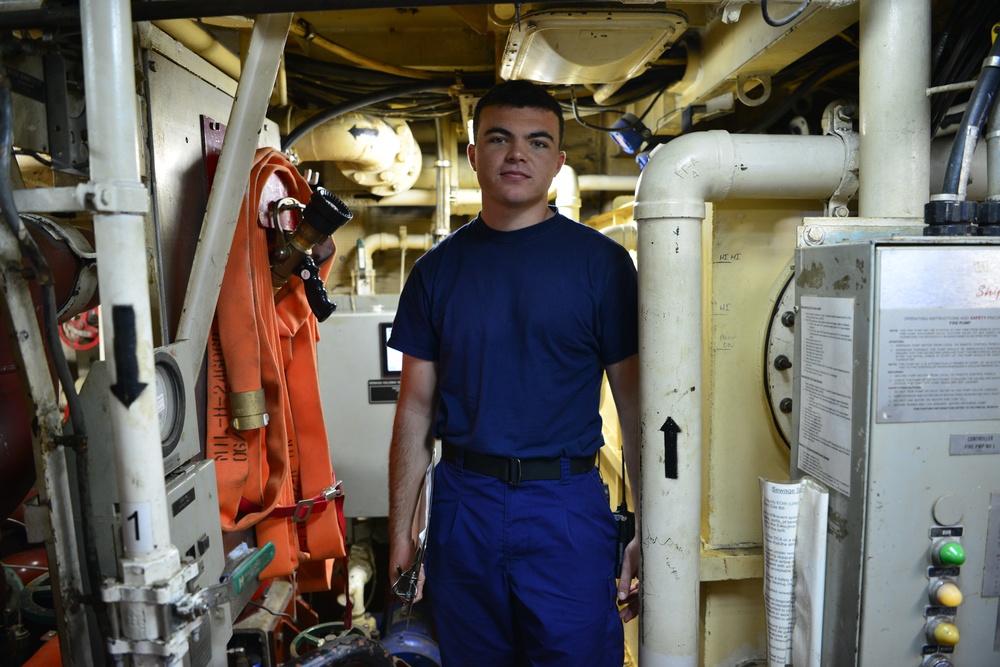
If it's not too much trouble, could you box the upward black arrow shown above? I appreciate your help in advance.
[110,305,147,408]
[661,417,681,480]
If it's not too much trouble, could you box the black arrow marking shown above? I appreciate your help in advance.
[348,125,379,140]
[110,305,147,408]
[661,417,681,480]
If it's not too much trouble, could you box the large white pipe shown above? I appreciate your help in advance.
[858,0,931,216]
[82,0,171,566]
[599,222,637,251]
[633,130,852,666]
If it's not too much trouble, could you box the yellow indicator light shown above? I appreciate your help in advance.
[931,621,960,647]
[933,581,963,608]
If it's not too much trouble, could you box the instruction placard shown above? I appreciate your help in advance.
[797,296,854,497]
[877,309,1000,423]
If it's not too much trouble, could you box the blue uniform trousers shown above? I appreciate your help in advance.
[424,456,623,667]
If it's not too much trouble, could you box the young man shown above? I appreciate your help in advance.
[388,80,640,666]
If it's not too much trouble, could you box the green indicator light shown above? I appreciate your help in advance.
[938,542,966,566]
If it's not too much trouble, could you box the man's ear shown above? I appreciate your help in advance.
[467,142,477,172]
[556,150,566,173]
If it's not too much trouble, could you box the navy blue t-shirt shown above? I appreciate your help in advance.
[388,211,638,459]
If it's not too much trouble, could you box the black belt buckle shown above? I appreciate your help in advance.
[506,457,521,486]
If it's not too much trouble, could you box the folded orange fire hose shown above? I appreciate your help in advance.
[208,147,346,589]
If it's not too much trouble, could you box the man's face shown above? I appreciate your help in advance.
[468,105,566,214]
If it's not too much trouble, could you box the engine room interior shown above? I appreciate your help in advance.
[0,1,998,666]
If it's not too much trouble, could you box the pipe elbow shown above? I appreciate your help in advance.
[634,130,736,221]
[635,130,853,221]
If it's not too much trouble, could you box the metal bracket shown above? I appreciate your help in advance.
[12,181,150,215]
[822,102,860,217]
[720,0,750,24]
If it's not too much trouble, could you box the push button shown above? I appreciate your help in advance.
[931,539,966,567]
[926,618,960,647]
[928,579,963,607]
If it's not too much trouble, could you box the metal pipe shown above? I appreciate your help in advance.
[362,232,435,269]
[858,0,930,216]
[633,130,852,666]
[433,117,453,237]
[599,222,637,251]
[153,19,241,80]
[553,165,581,221]
[82,0,171,563]
[175,13,292,368]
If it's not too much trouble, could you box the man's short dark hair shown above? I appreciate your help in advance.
[472,80,564,148]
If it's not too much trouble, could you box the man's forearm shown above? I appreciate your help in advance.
[388,406,435,552]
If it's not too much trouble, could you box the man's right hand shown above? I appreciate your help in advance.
[389,542,426,604]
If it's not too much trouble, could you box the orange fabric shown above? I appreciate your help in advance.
[23,635,60,667]
[208,148,346,584]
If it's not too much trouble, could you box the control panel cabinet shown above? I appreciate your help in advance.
[792,241,1000,666]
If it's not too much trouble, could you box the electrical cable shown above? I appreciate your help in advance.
[761,0,811,27]
[941,34,1000,197]
[568,85,667,133]
[930,2,1000,137]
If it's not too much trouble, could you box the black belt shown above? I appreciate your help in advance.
[441,442,595,486]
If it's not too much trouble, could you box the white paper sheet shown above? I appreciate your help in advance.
[760,477,829,667]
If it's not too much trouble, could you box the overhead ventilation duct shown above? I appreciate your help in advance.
[288,111,422,196]
[499,8,687,85]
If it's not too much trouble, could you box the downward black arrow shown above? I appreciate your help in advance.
[348,125,379,139]
[661,417,681,480]
[110,305,147,408]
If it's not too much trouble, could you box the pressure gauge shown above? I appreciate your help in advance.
[153,350,185,459]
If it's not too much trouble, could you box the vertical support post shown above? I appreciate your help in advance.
[175,13,293,367]
[858,0,931,216]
